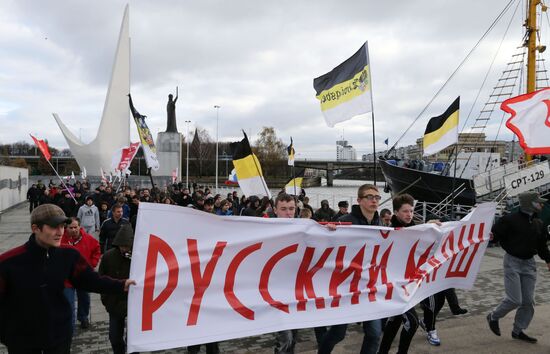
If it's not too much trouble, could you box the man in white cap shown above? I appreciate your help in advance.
[487,191,550,343]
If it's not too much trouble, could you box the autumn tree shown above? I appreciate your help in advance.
[253,127,286,177]
[9,158,28,169]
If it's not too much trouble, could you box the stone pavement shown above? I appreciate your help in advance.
[1,203,550,353]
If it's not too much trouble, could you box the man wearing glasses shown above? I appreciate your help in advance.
[315,184,382,354]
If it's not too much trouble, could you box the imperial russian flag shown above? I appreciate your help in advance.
[423,97,460,156]
[314,42,373,127]
[230,132,271,198]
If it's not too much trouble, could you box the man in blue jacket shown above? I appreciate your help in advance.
[0,204,135,354]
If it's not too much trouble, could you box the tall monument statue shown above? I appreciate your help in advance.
[166,87,178,133]
[153,86,182,179]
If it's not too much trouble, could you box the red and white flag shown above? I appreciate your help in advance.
[502,87,550,154]
[112,142,141,174]
[30,134,52,161]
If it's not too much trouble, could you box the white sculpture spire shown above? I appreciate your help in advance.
[53,5,130,176]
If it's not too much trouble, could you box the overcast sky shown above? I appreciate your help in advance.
[0,0,544,159]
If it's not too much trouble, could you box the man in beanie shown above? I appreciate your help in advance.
[313,200,335,222]
[99,224,136,354]
[332,200,349,221]
[487,191,550,343]
[0,204,135,353]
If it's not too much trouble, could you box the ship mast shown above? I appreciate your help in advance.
[525,0,547,160]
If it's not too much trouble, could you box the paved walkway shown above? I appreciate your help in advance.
[1,203,550,353]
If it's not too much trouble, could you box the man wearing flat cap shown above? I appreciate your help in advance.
[487,191,550,344]
[0,204,135,354]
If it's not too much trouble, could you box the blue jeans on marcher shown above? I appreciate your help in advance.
[63,287,91,330]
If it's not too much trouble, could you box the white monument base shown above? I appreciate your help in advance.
[152,132,182,178]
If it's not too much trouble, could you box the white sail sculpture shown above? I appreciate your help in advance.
[53,5,130,176]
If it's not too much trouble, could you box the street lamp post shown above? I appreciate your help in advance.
[214,105,220,193]
[185,120,191,189]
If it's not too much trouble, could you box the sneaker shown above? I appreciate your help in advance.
[418,318,427,332]
[512,331,537,343]
[80,320,90,329]
[487,313,500,336]
[427,330,441,346]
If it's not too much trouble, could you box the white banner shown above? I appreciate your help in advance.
[128,202,496,352]
[503,161,550,197]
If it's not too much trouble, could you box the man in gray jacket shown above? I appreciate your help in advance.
[77,196,100,234]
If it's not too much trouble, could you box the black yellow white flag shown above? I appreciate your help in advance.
[230,132,272,198]
[287,137,295,166]
[423,97,460,156]
[314,42,373,127]
[285,168,305,196]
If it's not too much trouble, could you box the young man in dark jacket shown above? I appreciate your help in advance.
[378,193,419,354]
[487,191,550,343]
[316,184,382,354]
[99,203,130,253]
[99,224,136,354]
[0,204,134,354]
[270,193,299,354]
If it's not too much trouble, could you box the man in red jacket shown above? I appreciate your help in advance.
[61,217,101,330]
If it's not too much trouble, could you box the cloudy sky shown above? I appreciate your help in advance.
[0,0,545,159]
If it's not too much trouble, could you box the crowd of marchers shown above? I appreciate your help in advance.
[1,179,548,354]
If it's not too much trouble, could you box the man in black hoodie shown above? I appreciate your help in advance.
[99,224,137,354]
[487,191,550,343]
[315,184,382,354]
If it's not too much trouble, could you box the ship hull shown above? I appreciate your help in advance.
[380,160,476,206]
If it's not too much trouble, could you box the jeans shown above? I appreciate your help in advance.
[29,200,39,213]
[109,314,127,354]
[187,342,220,354]
[8,340,71,354]
[82,225,95,235]
[316,320,381,354]
[275,329,297,354]
[63,288,91,329]
[491,254,537,334]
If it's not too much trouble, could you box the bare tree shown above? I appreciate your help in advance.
[190,127,215,177]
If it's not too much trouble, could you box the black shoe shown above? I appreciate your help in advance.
[451,307,468,315]
[512,331,537,343]
[80,320,90,329]
[487,313,500,336]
